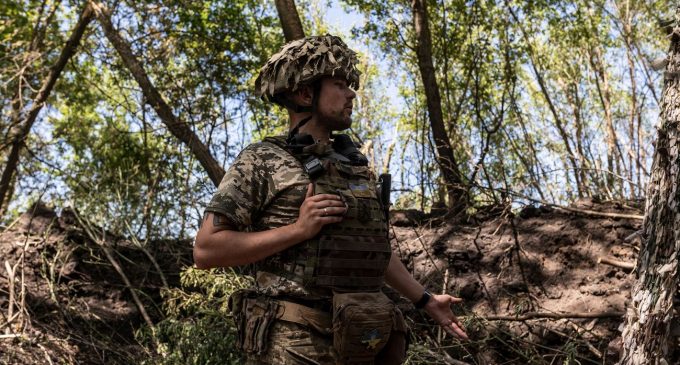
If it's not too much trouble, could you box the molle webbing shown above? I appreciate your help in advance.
[259,136,390,292]
[313,235,391,289]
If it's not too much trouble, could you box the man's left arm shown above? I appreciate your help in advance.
[384,252,469,340]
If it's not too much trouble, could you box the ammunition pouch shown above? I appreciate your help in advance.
[231,289,408,363]
[229,289,281,354]
[332,291,406,363]
[230,289,334,354]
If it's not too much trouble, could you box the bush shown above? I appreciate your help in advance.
[137,267,253,365]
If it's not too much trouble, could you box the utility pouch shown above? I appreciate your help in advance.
[228,289,280,354]
[332,291,396,361]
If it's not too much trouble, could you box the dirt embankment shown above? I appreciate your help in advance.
[391,198,641,364]
[0,203,192,364]
[0,199,641,364]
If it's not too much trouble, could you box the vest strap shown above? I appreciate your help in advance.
[318,239,392,253]
[317,258,390,270]
[314,275,384,288]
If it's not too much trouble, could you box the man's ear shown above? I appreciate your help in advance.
[289,85,313,107]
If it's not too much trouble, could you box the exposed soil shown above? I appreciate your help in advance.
[391,198,641,364]
[0,199,642,364]
[0,203,192,364]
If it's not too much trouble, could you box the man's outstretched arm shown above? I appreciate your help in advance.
[384,253,469,340]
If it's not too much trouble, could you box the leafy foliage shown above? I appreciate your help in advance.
[136,267,252,365]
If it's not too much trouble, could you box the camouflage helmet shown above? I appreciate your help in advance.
[255,34,361,103]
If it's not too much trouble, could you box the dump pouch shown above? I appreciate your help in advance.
[228,289,280,354]
[332,291,396,362]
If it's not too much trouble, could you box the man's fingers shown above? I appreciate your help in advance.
[449,296,463,304]
[320,207,347,216]
[305,183,314,198]
[307,193,343,202]
[312,200,347,208]
[445,322,469,340]
[318,216,344,224]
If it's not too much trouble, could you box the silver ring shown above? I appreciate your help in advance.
[323,208,328,216]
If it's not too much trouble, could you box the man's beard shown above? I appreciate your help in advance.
[318,109,352,131]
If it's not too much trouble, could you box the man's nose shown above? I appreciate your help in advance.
[347,87,356,100]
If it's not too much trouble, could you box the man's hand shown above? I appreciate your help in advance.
[424,294,469,340]
[293,183,347,240]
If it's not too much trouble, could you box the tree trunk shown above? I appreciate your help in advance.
[90,2,225,187]
[618,11,680,365]
[591,46,625,196]
[0,5,95,213]
[274,0,305,41]
[411,0,466,212]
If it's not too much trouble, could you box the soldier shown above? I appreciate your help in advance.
[194,34,468,365]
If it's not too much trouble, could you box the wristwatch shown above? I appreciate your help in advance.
[414,290,432,309]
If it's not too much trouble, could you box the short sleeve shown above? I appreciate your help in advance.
[205,144,271,229]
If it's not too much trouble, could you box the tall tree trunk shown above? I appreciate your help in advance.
[90,2,225,187]
[508,7,584,198]
[620,3,642,198]
[619,10,680,365]
[274,0,305,41]
[411,0,466,212]
[0,5,95,213]
[590,46,625,196]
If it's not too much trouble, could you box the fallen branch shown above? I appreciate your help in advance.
[0,333,21,339]
[438,268,450,343]
[477,311,624,321]
[551,205,643,220]
[597,257,634,270]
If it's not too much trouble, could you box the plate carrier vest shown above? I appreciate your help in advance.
[259,135,391,292]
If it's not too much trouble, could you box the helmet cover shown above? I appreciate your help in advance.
[255,34,361,102]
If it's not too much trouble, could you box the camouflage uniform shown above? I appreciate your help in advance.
[206,140,407,364]
[205,34,406,365]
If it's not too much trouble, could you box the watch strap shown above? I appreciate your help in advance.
[414,290,432,309]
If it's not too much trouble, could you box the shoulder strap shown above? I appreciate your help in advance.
[262,135,326,180]
[262,135,289,150]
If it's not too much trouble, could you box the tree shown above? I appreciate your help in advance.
[411,0,466,212]
[89,1,226,187]
[618,8,680,364]
[275,0,305,41]
[0,4,95,214]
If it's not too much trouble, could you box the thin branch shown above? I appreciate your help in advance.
[478,311,624,321]
[598,256,635,270]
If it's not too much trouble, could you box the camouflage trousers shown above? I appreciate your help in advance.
[245,320,407,365]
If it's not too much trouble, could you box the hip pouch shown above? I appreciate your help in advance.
[332,291,396,361]
[229,289,280,354]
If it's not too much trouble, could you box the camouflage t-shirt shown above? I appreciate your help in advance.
[205,140,323,298]
[206,141,309,231]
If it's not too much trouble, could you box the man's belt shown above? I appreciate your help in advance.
[274,299,332,335]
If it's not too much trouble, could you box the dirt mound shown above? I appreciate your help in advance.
[0,203,192,364]
[0,199,641,364]
[392,198,641,364]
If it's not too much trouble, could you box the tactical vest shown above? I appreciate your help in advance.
[259,136,391,292]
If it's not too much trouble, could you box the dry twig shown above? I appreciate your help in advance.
[597,256,635,270]
[477,310,624,321]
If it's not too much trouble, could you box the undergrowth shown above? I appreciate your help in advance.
[136,267,252,365]
[137,269,612,365]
